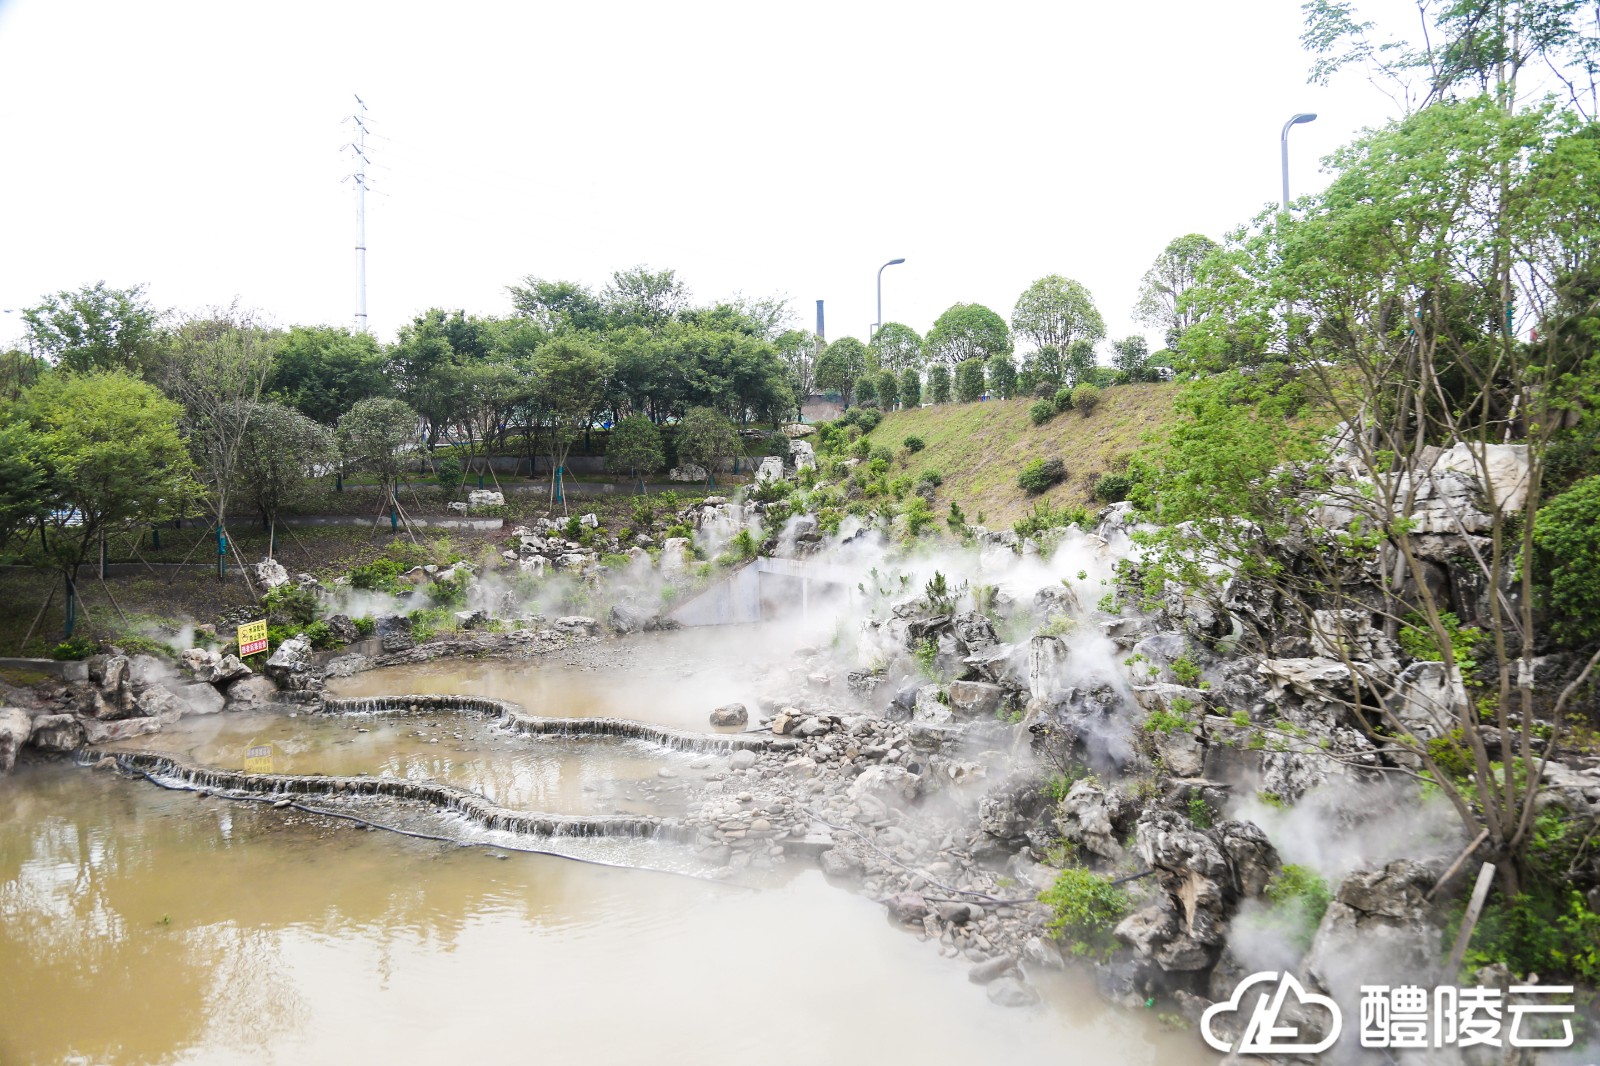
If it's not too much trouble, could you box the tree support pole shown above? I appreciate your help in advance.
[1444,862,1497,979]
[19,581,57,654]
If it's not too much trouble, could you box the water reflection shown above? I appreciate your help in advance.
[0,763,1212,1066]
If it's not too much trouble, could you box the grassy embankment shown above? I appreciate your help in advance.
[862,382,1178,528]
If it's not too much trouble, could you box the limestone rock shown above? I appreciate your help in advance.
[709,703,748,727]
[225,675,279,711]
[1307,859,1440,990]
[668,464,708,483]
[29,713,84,753]
[0,708,33,774]
[848,765,921,807]
[1057,778,1134,861]
[252,557,290,590]
[947,679,1005,719]
[467,489,504,511]
[323,614,361,645]
[553,615,599,635]
[264,634,317,692]
[377,615,414,652]
[79,716,161,744]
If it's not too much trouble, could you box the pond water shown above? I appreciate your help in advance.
[102,707,713,818]
[323,626,802,731]
[0,764,1213,1066]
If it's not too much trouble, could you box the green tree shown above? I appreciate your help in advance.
[605,413,665,492]
[337,396,419,533]
[1018,346,1064,396]
[21,282,165,375]
[775,328,819,416]
[1063,339,1098,387]
[815,337,870,407]
[874,369,899,410]
[954,358,987,403]
[987,354,1018,399]
[233,400,336,550]
[507,277,607,333]
[534,335,615,509]
[870,322,924,372]
[267,325,389,425]
[675,406,739,486]
[1111,335,1152,383]
[0,417,48,554]
[602,265,689,328]
[1132,234,1219,349]
[1011,276,1105,355]
[855,374,878,407]
[17,371,198,633]
[927,363,952,404]
[925,303,1012,367]
[899,366,922,407]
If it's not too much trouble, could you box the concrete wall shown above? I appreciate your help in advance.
[0,656,89,681]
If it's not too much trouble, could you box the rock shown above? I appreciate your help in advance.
[709,703,748,727]
[986,977,1040,1007]
[323,614,361,645]
[819,848,861,878]
[1057,778,1134,861]
[978,775,1053,846]
[885,892,930,924]
[264,634,316,692]
[377,614,415,652]
[205,654,252,686]
[180,647,221,675]
[1214,820,1280,898]
[554,552,591,571]
[1150,724,1205,778]
[518,556,547,577]
[659,537,692,574]
[553,615,600,635]
[947,680,1005,719]
[755,455,785,482]
[95,654,129,696]
[1388,659,1468,743]
[728,750,757,771]
[79,716,161,744]
[937,902,974,925]
[1028,635,1071,699]
[792,716,833,738]
[147,682,226,720]
[224,675,279,711]
[968,953,1018,984]
[0,708,33,773]
[453,609,488,629]
[962,643,1025,687]
[849,765,921,807]
[252,557,291,590]
[28,713,84,753]
[578,513,599,528]
[1306,859,1440,990]
[467,489,504,511]
[668,464,708,483]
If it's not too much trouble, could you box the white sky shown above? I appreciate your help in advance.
[0,0,1405,352]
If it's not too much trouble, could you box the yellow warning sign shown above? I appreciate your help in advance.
[238,618,269,657]
[244,740,274,774]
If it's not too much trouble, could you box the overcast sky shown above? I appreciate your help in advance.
[0,0,1405,353]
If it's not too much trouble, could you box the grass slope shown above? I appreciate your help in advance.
[864,382,1178,528]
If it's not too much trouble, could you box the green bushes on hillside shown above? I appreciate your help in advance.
[1018,458,1066,494]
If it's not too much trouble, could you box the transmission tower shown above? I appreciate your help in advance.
[343,95,371,333]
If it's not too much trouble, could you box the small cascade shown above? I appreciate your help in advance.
[317,694,794,755]
[95,749,692,843]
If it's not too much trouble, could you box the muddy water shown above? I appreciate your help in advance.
[325,626,802,731]
[103,708,711,817]
[0,763,1211,1066]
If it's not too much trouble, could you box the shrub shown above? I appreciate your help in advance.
[901,496,936,537]
[434,455,463,494]
[263,583,319,627]
[855,374,878,407]
[927,363,951,404]
[916,469,943,488]
[1030,400,1056,426]
[352,616,376,637]
[302,620,341,650]
[1093,472,1132,503]
[1531,474,1600,642]
[51,635,97,661]
[1040,867,1131,959]
[351,557,405,592]
[1014,498,1088,537]
[1071,383,1102,414]
[899,367,922,407]
[1018,457,1066,495]
[1265,864,1332,951]
[902,435,925,453]
[955,358,987,403]
[1053,387,1073,413]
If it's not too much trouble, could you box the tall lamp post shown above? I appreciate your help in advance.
[872,258,906,340]
[1281,113,1317,208]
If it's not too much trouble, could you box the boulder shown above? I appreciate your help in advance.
[1388,660,1468,743]
[968,954,1018,984]
[453,609,488,629]
[578,513,599,528]
[205,654,252,686]
[659,537,692,575]
[755,455,785,482]
[180,647,221,676]
[669,464,708,483]
[377,615,414,652]
[263,634,316,691]
[848,765,921,807]
[709,703,748,727]
[1056,778,1134,861]
[518,556,547,577]
[79,716,161,744]
[609,603,659,635]
[553,616,600,636]
[947,680,1006,719]
[1028,635,1071,699]
[0,708,33,774]
[323,614,361,645]
[978,775,1053,846]
[467,489,504,511]
[225,675,279,711]
[986,978,1040,1008]
[728,749,757,771]
[1306,859,1440,990]
[884,892,930,925]
[29,713,84,753]
[252,557,291,590]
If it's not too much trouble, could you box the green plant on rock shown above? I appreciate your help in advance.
[913,638,939,680]
[1039,867,1131,959]
[1265,864,1332,952]
[51,635,97,661]
[1187,793,1215,829]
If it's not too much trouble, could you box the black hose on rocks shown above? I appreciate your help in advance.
[107,758,750,889]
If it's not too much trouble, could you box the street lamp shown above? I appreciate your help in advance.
[873,258,906,340]
[1281,113,1317,208]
